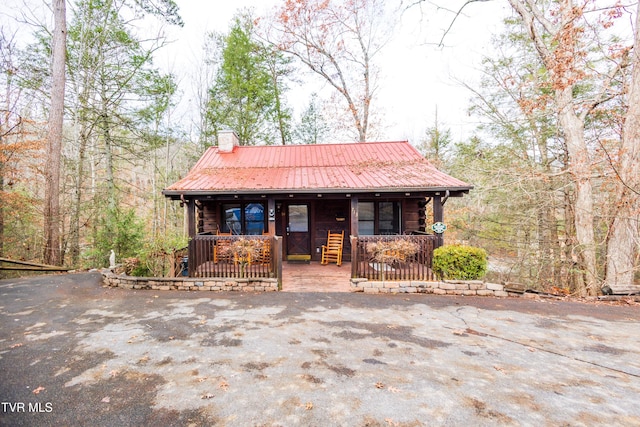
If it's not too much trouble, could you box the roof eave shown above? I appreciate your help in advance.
[162,186,473,199]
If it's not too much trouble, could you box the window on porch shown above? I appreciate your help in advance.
[358,201,401,235]
[221,203,266,235]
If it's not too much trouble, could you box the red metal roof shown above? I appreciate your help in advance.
[164,141,471,195]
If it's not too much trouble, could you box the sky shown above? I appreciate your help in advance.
[157,0,511,144]
[1,0,511,144]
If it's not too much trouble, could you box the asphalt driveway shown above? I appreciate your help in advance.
[1,272,639,426]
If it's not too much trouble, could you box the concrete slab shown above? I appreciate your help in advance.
[1,273,639,426]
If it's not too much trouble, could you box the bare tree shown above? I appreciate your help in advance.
[605,2,640,290]
[43,0,66,266]
[268,0,393,142]
[415,0,639,295]
[506,0,598,295]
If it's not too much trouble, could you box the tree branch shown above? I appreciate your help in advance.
[437,0,493,47]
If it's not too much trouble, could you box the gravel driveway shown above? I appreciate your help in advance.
[1,272,639,426]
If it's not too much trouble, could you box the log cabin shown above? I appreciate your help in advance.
[163,131,472,279]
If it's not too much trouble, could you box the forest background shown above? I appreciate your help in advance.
[0,0,638,296]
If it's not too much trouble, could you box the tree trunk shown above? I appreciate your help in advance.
[68,119,89,266]
[43,0,67,266]
[556,87,598,295]
[96,69,117,213]
[507,0,599,296]
[605,3,640,288]
[0,160,4,258]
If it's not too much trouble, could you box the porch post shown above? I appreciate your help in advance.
[433,194,444,248]
[267,197,276,235]
[350,196,359,237]
[187,199,196,239]
[350,196,359,277]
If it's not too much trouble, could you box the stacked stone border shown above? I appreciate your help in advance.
[351,278,520,297]
[102,270,525,297]
[102,270,278,292]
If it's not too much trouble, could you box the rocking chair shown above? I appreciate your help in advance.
[321,230,344,266]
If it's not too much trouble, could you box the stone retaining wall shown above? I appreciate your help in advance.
[350,278,516,297]
[102,270,278,292]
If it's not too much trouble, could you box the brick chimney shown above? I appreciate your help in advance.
[218,130,239,153]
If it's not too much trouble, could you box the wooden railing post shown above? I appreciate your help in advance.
[350,235,358,278]
[274,236,283,290]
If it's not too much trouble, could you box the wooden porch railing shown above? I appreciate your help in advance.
[187,234,282,280]
[350,235,438,281]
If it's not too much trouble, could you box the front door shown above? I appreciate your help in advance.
[286,204,310,260]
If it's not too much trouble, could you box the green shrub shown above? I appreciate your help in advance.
[134,233,188,277]
[85,206,145,268]
[432,244,488,280]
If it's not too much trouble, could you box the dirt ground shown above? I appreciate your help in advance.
[1,272,639,426]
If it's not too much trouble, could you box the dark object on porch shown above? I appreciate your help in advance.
[321,230,344,266]
[180,257,188,276]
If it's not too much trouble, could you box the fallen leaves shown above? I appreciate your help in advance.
[201,393,214,399]
[375,382,385,389]
[452,328,488,337]
[464,328,488,337]
[101,396,110,403]
[305,401,313,410]
[218,380,229,391]
[32,386,45,394]
[10,343,23,349]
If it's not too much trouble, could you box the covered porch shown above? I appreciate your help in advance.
[174,232,439,289]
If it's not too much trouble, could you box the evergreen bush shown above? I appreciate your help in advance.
[85,206,145,268]
[432,244,488,280]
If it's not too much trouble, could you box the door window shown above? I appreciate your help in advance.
[288,205,309,232]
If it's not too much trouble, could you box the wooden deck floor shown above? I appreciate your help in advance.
[281,261,352,292]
